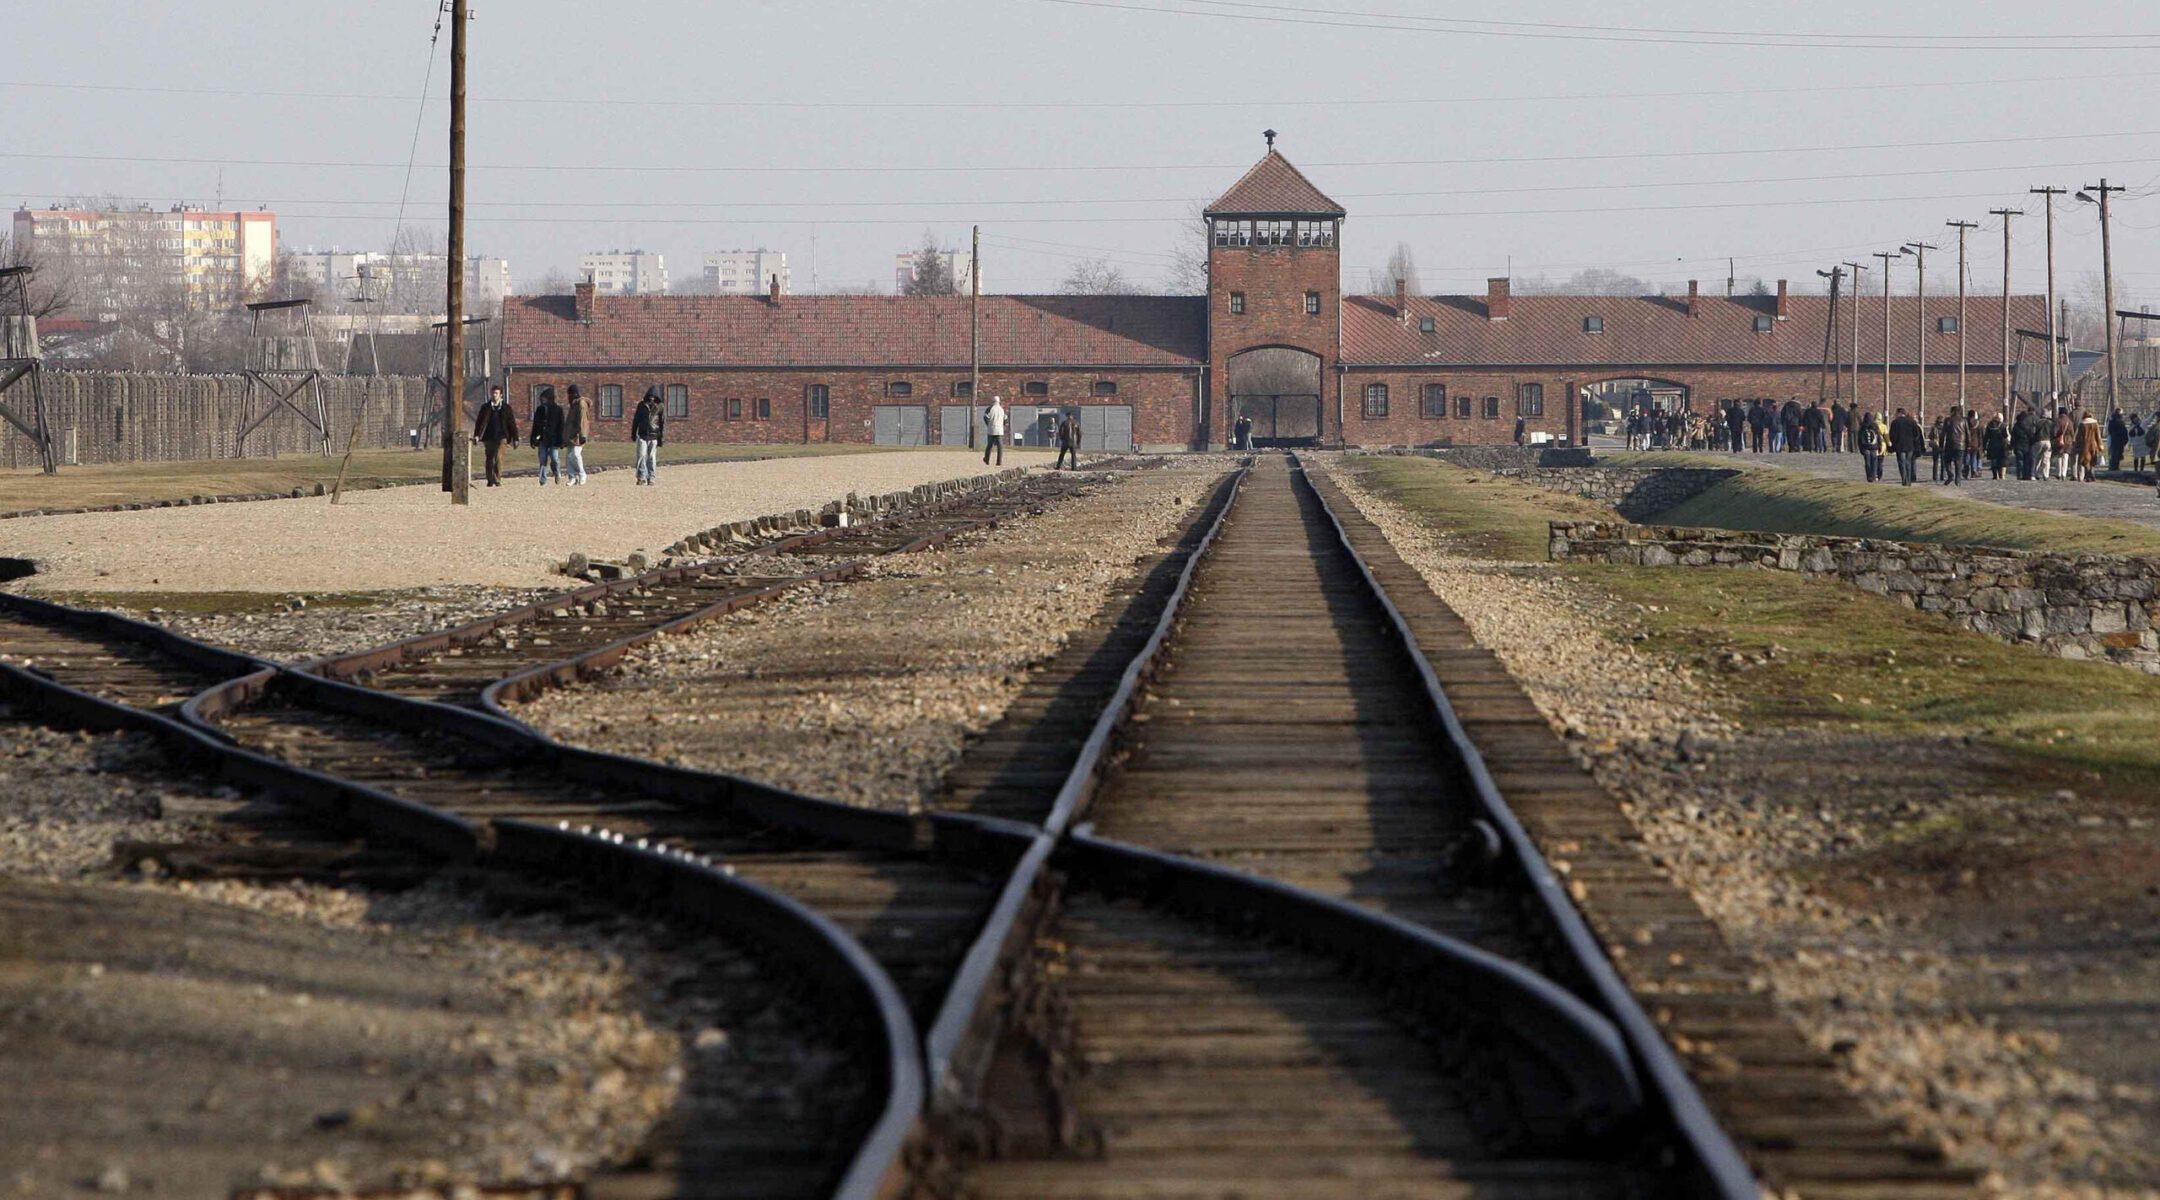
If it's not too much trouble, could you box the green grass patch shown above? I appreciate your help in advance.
[1352,455,2160,804]
[0,443,890,513]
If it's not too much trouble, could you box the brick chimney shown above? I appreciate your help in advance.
[1775,278,1789,320]
[1685,279,1699,318]
[1394,276,1408,319]
[573,277,595,323]
[1486,277,1511,322]
[768,273,782,305]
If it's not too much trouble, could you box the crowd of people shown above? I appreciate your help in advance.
[470,383,667,487]
[1622,396,2160,489]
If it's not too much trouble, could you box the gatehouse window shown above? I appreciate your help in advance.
[1363,383,1390,418]
[1094,380,1118,395]
[1517,383,1544,417]
[1422,383,1446,418]
[599,384,624,419]
[808,384,830,418]
[1454,393,1471,419]
[886,380,913,397]
[1309,221,1337,247]
[1483,395,1500,418]
[1305,291,1321,315]
[1257,220,1291,247]
[665,384,689,417]
[1024,380,1049,396]
[1229,292,1245,315]
[1213,220,1252,248]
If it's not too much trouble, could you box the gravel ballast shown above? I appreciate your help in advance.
[519,466,1224,813]
[1314,454,2159,1198]
[4,449,1057,595]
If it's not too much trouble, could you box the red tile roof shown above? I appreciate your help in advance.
[1342,292,2050,368]
[1204,151,1345,217]
[503,293,1208,368]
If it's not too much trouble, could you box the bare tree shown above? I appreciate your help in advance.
[904,230,957,296]
[1059,256,1139,295]
[0,229,75,318]
[1366,242,1420,295]
[522,268,578,296]
[1165,203,1209,294]
[1516,267,1653,296]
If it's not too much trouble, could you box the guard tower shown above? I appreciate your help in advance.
[418,315,492,448]
[0,266,55,473]
[234,297,332,456]
[1206,132,1347,448]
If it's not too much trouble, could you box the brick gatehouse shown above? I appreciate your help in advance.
[502,145,2046,451]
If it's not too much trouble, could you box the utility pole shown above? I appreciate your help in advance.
[1844,261,1868,414]
[2031,186,2066,405]
[2079,179,2126,415]
[1989,209,2021,420]
[1948,220,1977,412]
[1816,267,1842,400]
[969,224,981,449]
[441,0,469,504]
[1873,251,1898,414]
[1903,241,1937,421]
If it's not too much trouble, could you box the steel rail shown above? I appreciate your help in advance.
[1294,454,1761,1199]
[0,604,927,1200]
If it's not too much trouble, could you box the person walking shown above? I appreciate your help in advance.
[529,385,566,485]
[2052,405,2079,481]
[981,394,1008,465]
[2107,408,2129,473]
[1233,412,1252,451]
[563,384,592,486]
[1856,405,1887,482]
[1055,409,1081,470]
[1983,414,2009,479]
[1889,407,1924,486]
[472,384,518,487]
[2010,408,2038,481]
[1513,413,1528,446]
[2130,413,2149,474]
[2034,405,2055,481]
[2078,409,2104,482]
[1938,409,1966,486]
[1829,401,1848,453]
[1726,400,1746,453]
[632,386,665,485]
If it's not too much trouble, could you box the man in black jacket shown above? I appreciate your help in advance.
[1888,407,1925,486]
[472,385,519,487]
[632,386,666,485]
[529,385,567,485]
[1725,401,1746,453]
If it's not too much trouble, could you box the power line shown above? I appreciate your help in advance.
[8,68,2160,110]
[12,125,2160,175]
[1027,0,2160,51]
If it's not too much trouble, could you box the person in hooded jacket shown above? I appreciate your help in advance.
[564,384,593,485]
[632,386,665,485]
[1937,409,1965,485]
[2077,410,2103,482]
[529,385,566,485]
[2107,408,2129,473]
[1055,409,1081,470]
[1855,405,1887,482]
[472,384,519,487]
[2052,406,2079,480]
[1888,407,1925,485]
[1983,414,2009,479]
[2010,408,2038,480]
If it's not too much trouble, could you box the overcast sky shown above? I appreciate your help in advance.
[8,0,2159,304]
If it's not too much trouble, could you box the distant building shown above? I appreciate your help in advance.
[895,248,976,295]
[579,250,668,296]
[283,251,512,315]
[13,203,276,309]
[703,250,789,296]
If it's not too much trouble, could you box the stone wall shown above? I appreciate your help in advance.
[1357,444,1595,470]
[1548,520,2160,672]
[1494,466,1740,520]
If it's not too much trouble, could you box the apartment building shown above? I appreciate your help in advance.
[12,204,276,309]
[579,250,668,296]
[703,249,790,296]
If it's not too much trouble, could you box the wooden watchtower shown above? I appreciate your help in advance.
[0,266,55,474]
[420,314,491,448]
[234,297,332,456]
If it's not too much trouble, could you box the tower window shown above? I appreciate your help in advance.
[1229,292,1245,315]
[1213,220,1252,248]
[1257,219,1291,246]
[1305,291,1321,315]
[1422,383,1446,418]
[1363,383,1389,418]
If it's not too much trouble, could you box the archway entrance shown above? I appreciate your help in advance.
[1228,348,1323,446]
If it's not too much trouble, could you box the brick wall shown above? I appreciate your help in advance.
[502,367,1203,448]
[1548,520,2160,673]
[1208,240,1339,448]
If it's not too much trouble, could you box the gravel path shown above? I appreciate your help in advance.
[4,449,1056,595]
[518,466,1222,813]
[1315,454,2160,1198]
[0,715,825,1196]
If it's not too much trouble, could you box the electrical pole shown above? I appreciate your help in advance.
[2079,179,2126,415]
[1948,220,1977,412]
[441,0,469,504]
[1816,267,1842,400]
[1844,261,1868,416]
[1874,251,1897,414]
[1989,209,2021,421]
[2031,186,2066,406]
[1903,241,1937,422]
[970,224,981,449]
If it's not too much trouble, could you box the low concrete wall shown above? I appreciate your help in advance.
[1494,467,1739,521]
[1357,445,1594,470]
[1549,520,2160,672]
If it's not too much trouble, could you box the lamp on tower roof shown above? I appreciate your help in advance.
[1263,129,1277,151]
